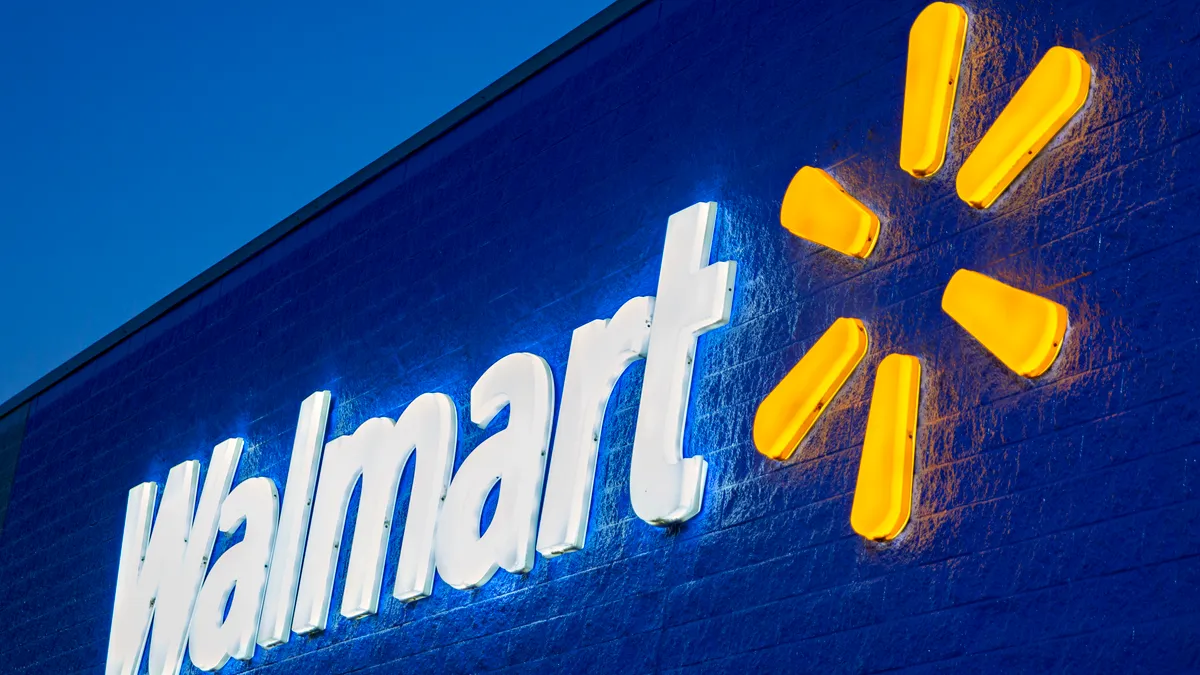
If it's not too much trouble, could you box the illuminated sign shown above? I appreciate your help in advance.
[105,1,1096,671]
[105,203,735,674]
[753,1,1087,542]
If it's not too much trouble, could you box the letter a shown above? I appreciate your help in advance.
[435,353,555,589]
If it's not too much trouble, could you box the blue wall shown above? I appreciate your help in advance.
[2,0,1199,672]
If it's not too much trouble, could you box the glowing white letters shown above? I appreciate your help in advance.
[537,296,654,556]
[435,353,556,589]
[106,439,243,675]
[188,477,280,671]
[107,461,197,675]
[257,391,330,648]
[630,202,736,524]
[292,392,456,633]
[152,439,242,675]
[106,202,738,672]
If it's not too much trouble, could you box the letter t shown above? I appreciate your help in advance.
[630,202,736,525]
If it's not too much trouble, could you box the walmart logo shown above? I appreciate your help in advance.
[753,2,1090,540]
[102,3,1097,673]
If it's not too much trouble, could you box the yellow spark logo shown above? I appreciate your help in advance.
[752,2,1090,541]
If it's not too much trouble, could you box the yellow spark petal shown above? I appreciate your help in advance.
[754,318,869,460]
[780,167,880,258]
[941,269,1068,377]
[900,2,968,178]
[850,354,920,541]
[956,46,1091,208]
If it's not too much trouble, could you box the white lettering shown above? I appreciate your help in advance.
[106,439,243,675]
[435,353,555,589]
[292,392,456,634]
[629,202,736,524]
[106,462,197,675]
[257,391,330,648]
[104,200,740,671]
[188,477,279,670]
[537,296,654,557]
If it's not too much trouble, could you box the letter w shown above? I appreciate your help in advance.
[105,440,242,675]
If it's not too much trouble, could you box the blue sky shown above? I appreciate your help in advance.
[0,0,611,403]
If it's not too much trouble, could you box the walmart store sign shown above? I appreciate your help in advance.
[106,1,1097,667]
[106,203,737,674]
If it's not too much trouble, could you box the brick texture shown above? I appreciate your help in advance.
[0,405,29,540]
[1,0,1199,672]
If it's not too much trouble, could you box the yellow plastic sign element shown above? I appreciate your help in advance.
[850,354,920,541]
[956,46,1091,208]
[942,269,1068,377]
[899,2,967,177]
[780,167,880,258]
[759,4,1086,543]
[753,318,868,460]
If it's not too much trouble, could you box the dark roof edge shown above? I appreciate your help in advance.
[0,0,651,421]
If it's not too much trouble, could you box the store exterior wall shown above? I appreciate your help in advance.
[1,0,1199,672]
[0,405,29,540]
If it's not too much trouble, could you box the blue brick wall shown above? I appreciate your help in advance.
[0,404,28,539]
[2,0,1199,672]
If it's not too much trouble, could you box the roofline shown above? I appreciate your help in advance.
[0,0,651,421]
